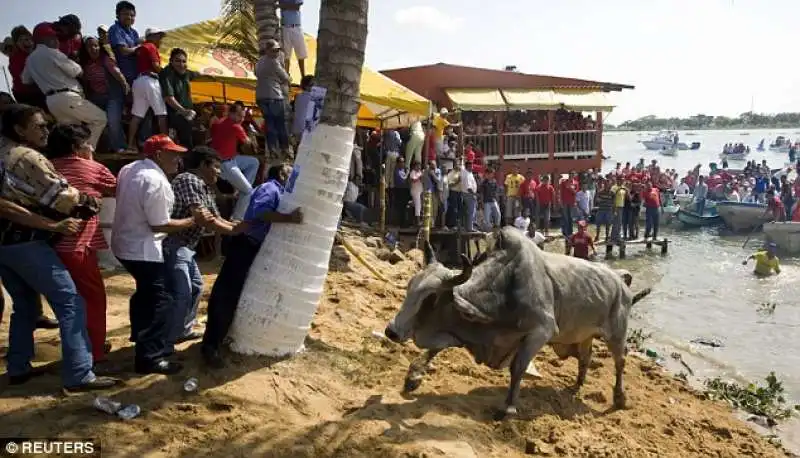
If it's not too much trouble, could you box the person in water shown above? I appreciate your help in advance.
[742,243,781,276]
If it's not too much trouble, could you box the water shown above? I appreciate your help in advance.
[602,129,800,403]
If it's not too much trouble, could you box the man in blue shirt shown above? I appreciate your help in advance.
[107,1,141,151]
[201,164,303,368]
[279,0,308,76]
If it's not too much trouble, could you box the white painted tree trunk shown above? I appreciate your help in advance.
[230,0,369,356]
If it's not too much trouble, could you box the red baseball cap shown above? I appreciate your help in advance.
[32,23,57,43]
[142,134,187,157]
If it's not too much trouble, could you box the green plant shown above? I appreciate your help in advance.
[704,372,800,423]
[626,328,651,351]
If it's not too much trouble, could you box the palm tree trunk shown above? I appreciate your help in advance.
[254,0,281,49]
[230,0,369,357]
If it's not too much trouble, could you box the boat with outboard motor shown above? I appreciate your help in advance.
[715,201,772,232]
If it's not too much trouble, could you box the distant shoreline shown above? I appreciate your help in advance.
[606,126,800,132]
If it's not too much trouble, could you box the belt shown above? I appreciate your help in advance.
[283,24,301,28]
[45,88,79,97]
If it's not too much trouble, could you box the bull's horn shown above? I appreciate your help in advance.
[616,269,633,287]
[472,251,488,266]
[424,240,437,265]
[449,254,473,285]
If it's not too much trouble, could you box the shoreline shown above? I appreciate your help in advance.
[0,228,795,456]
[606,127,800,132]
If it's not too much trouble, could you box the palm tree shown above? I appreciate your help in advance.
[229,0,369,357]
[218,0,280,65]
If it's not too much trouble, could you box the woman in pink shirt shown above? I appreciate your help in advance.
[409,160,424,225]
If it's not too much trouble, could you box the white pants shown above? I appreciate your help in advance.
[282,26,308,60]
[405,132,424,165]
[46,91,107,149]
[131,75,167,118]
[411,183,424,217]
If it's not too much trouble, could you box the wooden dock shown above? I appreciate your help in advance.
[604,237,670,258]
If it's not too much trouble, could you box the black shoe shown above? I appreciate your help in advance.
[202,349,225,369]
[63,376,120,392]
[92,361,120,376]
[8,367,49,385]
[135,359,183,375]
[35,316,59,329]
[103,342,112,354]
[176,331,202,344]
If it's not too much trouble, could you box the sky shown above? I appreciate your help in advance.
[1,0,798,124]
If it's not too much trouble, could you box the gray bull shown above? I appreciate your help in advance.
[384,227,652,418]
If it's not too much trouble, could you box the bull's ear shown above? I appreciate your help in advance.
[424,240,437,265]
[617,269,633,287]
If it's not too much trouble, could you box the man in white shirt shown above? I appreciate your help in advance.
[112,134,208,375]
[343,180,368,223]
[461,161,478,232]
[22,23,106,149]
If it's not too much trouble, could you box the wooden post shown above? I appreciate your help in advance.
[379,171,386,233]
[619,241,627,259]
[547,110,556,161]
[646,240,653,250]
[422,190,433,243]
[605,243,613,258]
[661,238,669,255]
[596,111,604,165]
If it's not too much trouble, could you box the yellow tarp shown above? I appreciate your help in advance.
[159,19,430,127]
[553,89,615,112]
[501,89,556,110]
[445,89,506,111]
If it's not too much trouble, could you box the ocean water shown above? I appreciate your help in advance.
[602,129,800,411]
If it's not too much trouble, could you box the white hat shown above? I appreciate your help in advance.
[532,231,546,245]
[144,27,166,37]
[439,107,449,116]
[513,216,530,232]
[97,24,109,32]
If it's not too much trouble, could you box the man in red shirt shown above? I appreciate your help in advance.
[642,181,661,241]
[7,26,46,108]
[535,175,555,236]
[520,169,538,220]
[127,28,168,152]
[211,103,259,221]
[569,220,595,260]
[559,172,578,236]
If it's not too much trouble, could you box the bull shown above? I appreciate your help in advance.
[384,227,652,418]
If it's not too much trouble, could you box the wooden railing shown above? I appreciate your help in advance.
[469,129,598,161]
[554,130,598,160]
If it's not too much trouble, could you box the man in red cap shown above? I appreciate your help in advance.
[52,14,83,62]
[568,220,596,260]
[23,23,107,149]
[111,134,211,375]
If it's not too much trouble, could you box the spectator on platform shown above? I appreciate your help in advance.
[255,39,291,157]
[160,47,198,148]
[126,28,168,152]
[504,166,525,224]
[79,36,129,153]
[7,26,45,109]
[211,103,258,221]
[481,166,502,230]
[291,74,315,146]
[108,1,142,86]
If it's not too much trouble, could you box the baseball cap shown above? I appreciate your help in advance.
[144,27,166,38]
[767,242,778,251]
[440,108,449,116]
[264,38,280,51]
[32,23,58,43]
[142,134,187,157]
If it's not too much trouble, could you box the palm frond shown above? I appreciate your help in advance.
[217,0,259,64]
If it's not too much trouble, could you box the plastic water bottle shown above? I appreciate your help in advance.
[117,404,141,420]
[183,377,198,392]
[93,396,122,415]
[645,349,658,358]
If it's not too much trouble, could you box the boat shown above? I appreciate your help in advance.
[756,139,765,152]
[719,151,749,161]
[674,193,693,207]
[689,141,701,150]
[763,222,800,254]
[715,201,772,232]
[659,146,678,157]
[769,136,790,153]
[641,130,689,150]
[676,206,721,227]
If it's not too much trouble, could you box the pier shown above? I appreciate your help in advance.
[604,238,670,258]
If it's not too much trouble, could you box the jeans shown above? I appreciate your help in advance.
[623,207,639,239]
[561,205,574,236]
[695,198,706,215]
[0,241,94,386]
[645,206,660,239]
[611,207,624,241]
[446,191,462,228]
[483,201,501,230]
[537,203,551,233]
[169,112,194,148]
[462,192,477,232]
[202,235,262,354]
[783,196,794,222]
[164,245,203,352]
[595,209,612,240]
[258,98,289,152]
[117,258,172,365]
[221,155,260,220]
[343,201,368,223]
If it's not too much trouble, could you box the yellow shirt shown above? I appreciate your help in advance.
[611,185,627,208]
[753,251,780,275]
[433,114,449,139]
[504,174,525,197]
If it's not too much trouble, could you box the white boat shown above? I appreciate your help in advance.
[641,130,689,150]
[659,146,678,156]
[769,136,790,153]
[763,222,800,254]
[715,201,772,232]
[674,194,693,207]
[719,151,749,161]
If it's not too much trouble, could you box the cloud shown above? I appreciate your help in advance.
[393,6,464,33]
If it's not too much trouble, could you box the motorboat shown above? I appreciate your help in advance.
[641,130,689,150]
[659,146,678,157]
[719,151,749,161]
[676,206,721,227]
[689,141,701,150]
[769,136,790,153]
[763,222,800,255]
[715,201,772,232]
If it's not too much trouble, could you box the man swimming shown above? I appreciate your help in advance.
[742,242,781,276]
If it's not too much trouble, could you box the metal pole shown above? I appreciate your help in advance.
[379,121,386,233]
[422,190,432,243]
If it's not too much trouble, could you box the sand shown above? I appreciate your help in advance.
[0,227,794,457]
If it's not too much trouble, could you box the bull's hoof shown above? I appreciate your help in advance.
[492,405,518,421]
[613,391,627,410]
[566,383,582,395]
[403,377,422,393]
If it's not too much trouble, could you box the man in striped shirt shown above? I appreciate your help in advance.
[48,124,117,366]
[594,179,615,241]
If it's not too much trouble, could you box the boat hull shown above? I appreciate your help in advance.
[676,208,721,227]
[763,222,800,254]
[643,140,689,150]
[720,153,749,161]
[715,201,772,232]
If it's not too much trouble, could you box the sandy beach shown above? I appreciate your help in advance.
[0,228,794,457]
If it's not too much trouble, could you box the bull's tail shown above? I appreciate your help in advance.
[632,288,652,305]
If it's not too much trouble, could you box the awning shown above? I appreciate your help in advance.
[501,89,556,110]
[160,19,431,128]
[553,89,615,112]
[445,89,506,111]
